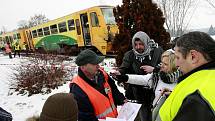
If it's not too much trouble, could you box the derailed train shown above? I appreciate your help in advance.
[0,6,118,55]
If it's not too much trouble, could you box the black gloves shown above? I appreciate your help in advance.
[112,74,129,83]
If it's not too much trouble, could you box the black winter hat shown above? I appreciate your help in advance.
[39,93,78,121]
[75,49,105,66]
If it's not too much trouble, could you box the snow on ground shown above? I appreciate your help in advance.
[0,53,123,121]
[2,34,214,120]
[0,54,70,121]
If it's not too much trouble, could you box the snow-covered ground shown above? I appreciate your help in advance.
[0,53,123,121]
[0,54,71,121]
[1,34,215,120]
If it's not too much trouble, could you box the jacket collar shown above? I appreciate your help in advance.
[77,67,106,93]
[78,67,98,87]
[178,61,215,83]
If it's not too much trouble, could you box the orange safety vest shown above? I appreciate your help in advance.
[5,44,11,53]
[71,69,118,119]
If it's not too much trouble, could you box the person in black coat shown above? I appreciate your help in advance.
[112,31,163,121]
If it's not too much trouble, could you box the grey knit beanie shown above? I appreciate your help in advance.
[39,93,78,121]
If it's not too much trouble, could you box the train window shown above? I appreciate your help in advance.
[75,19,81,35]
[90,12,99,27]
[32,30,38,38]
[37,28,43,37]
[68,19,75,31]
[58,22,67,33]
[6,36,13,43]
[9,36,13,41]
[0,37,2,43]
[5,36,9,42]
[43,27,50,36]
[101,8,116,25]
[13,34,17,40]
[50,24,58,34]
[29,31,32,39]
[17,33,21,39]
[3,37,6,43]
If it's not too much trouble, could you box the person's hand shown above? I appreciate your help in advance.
[140,65,155,73]
[112,74,129,83]
[160,88,172,96]
[123,99,128,103]
[153,65,161,73]
[110,68,121,76]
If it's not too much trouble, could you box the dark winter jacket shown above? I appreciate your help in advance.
[0,107,12,121]
[171,61,215,121]
[119,47,163,104]
[70,68,126,121]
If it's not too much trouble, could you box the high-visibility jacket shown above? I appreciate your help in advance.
[71,69,118,119]
[14,44,20,50]
[158,70,215,121]
[22,44,26,50]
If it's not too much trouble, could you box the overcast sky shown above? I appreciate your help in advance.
[0,0,214,32]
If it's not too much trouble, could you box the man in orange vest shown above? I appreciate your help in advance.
[70,49,126,121]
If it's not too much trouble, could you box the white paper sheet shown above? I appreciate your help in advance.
[106,117,126,121]
[117,102,141,121]
[99,102,141,121]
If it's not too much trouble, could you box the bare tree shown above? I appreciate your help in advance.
[156,0,198,37]
[1,26,7,33]
[28,14,49,27]
[17,20,29,29]
[205,0,215,9]
[208,25,215,35]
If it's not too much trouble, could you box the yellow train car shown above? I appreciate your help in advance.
[25,5,118,55]
[0,34,4,49]
[0,29,27,50]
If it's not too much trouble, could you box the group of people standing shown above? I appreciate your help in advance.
[4,42,21,58]
[70,31,215,121]
[2,31,215,121]
[4,42,29,58]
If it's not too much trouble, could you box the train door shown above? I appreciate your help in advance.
[80,13,91,46]
[88,10,107,55]
[25,30,34,51]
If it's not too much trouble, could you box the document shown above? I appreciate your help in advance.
[117,102,141,121]
[106,117,126,121]
[99,102,141,121]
